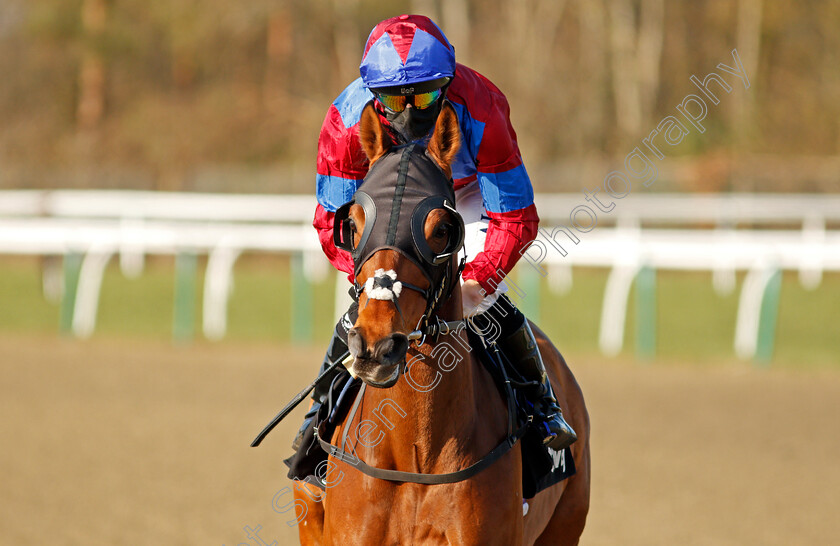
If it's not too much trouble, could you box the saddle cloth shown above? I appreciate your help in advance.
[466,328,576,498]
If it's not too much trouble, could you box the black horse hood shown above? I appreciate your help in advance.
[333,142,464,280]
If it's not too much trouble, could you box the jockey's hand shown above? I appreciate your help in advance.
[461,279,486,316]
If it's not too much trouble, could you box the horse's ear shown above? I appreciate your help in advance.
[359,102,391,165]
[427,102,461,177]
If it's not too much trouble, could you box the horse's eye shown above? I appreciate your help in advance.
[433,223,451,239]
[348,219,357,233]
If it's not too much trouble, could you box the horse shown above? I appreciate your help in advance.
[293,101,590,545]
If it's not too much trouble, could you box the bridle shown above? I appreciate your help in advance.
[350,257,466,344]
[334,142,467,341]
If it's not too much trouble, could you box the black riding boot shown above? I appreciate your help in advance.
[290,306,354,452]
[497,319,577,451]
[477,295,576,451]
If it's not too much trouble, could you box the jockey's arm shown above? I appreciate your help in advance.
[461,89,539,295]
[313,204,355,278]
[312,85,371,281]
[462,205,539,292]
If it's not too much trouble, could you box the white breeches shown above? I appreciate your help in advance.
[455,182,508,315]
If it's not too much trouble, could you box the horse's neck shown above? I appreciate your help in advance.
[356,286,495,471]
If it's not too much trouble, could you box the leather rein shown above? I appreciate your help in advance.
[314,317,529,485]
[249,318,470,448]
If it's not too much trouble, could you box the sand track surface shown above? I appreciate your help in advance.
[1,334,838,545]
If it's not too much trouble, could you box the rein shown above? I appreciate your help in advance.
[249,318,467,447]
[314,333,527,485]
[251,303,526,470]
[316,419,528,485]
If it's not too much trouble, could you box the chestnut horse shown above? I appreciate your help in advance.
[294,102,590,545]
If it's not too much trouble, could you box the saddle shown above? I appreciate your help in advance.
[285,331,574,499]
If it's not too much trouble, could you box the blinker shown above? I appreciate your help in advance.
[333,143,465,283]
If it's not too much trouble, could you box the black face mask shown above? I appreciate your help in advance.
[333,142,465,286]
[384,100,444,144]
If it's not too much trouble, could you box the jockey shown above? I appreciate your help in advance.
[297,14,576,452]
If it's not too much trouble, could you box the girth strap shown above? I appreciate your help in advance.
[315,421,528,485]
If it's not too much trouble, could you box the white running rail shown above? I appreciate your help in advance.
[1,190,838,360]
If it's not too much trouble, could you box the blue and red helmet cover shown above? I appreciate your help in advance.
[360,15,456,89]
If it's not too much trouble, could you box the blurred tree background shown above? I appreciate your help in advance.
[0,0,837,193]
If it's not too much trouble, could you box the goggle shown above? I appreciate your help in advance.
[374,88,443,113]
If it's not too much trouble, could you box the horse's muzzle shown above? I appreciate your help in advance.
[347,329,409,388]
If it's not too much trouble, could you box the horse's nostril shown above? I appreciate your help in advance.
[347,327,365,358]
[374,333,409,366]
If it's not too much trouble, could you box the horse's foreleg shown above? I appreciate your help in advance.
[294,481,326,546]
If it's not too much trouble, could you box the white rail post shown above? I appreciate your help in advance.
[118,216,145,279]
[599,217,641,356]
[734,261,781,362]
[798,213,825,290]
[599,262,642,356]
[72,246,115,338]
[203,241,242,340]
